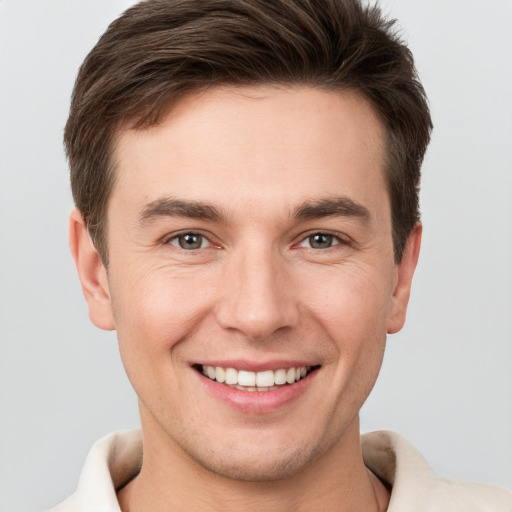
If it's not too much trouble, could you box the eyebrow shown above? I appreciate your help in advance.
[139,198,226,224]
[138,196,370,226]
[293,197,371,223]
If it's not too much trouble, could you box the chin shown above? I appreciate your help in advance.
[189,444,318,482]
[171,423,334,483]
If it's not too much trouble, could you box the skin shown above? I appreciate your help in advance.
[70,85,421,511]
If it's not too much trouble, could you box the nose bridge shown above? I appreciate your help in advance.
[216,240,299,339]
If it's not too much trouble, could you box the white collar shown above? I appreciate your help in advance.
[48,429,512,511]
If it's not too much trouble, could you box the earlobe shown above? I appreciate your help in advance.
[69,209,115,331]
[386,222,422,334]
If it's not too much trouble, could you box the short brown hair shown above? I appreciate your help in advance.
[65,0,432,263]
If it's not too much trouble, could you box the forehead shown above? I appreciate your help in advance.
[111,85,388,220]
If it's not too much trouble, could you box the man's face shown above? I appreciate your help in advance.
[82,86,418,480]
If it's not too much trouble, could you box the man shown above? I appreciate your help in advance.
[49,0,512,510]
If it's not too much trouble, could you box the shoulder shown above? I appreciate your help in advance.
[426,476,512,511]
[362,430,512,512]
[46,430,142,512]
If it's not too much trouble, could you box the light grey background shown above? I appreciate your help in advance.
[1,0,511,510]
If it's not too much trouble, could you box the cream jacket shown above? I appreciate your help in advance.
[48,430,512,511]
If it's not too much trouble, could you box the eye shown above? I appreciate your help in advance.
[168,232,210,250]
[299,232,341,249]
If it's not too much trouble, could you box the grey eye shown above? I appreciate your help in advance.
[170,233,206,250]
[303,233,336,249]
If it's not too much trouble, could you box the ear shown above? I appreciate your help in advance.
[386,222,422,334]
[69,208,115,330]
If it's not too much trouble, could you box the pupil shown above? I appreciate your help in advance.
[311,233,332,249]
[180,233,202,249]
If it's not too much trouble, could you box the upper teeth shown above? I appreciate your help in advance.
[201,365,309,388]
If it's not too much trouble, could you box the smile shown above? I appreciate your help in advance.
[199,365,314,392]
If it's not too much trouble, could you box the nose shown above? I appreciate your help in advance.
[215,245,300,340]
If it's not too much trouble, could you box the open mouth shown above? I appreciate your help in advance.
[194,364,319,392]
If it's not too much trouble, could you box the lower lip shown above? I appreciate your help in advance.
[197,370,317,413]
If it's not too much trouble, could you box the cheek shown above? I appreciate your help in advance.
[318,270,391,397]
[110,269,220,405]
[301,264,392,388]
[110,268,217,360]
[303,263,394,342]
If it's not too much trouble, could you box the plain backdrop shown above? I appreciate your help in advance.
[1,0,511,510]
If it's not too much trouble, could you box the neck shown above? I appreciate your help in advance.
[118,411,389,512]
